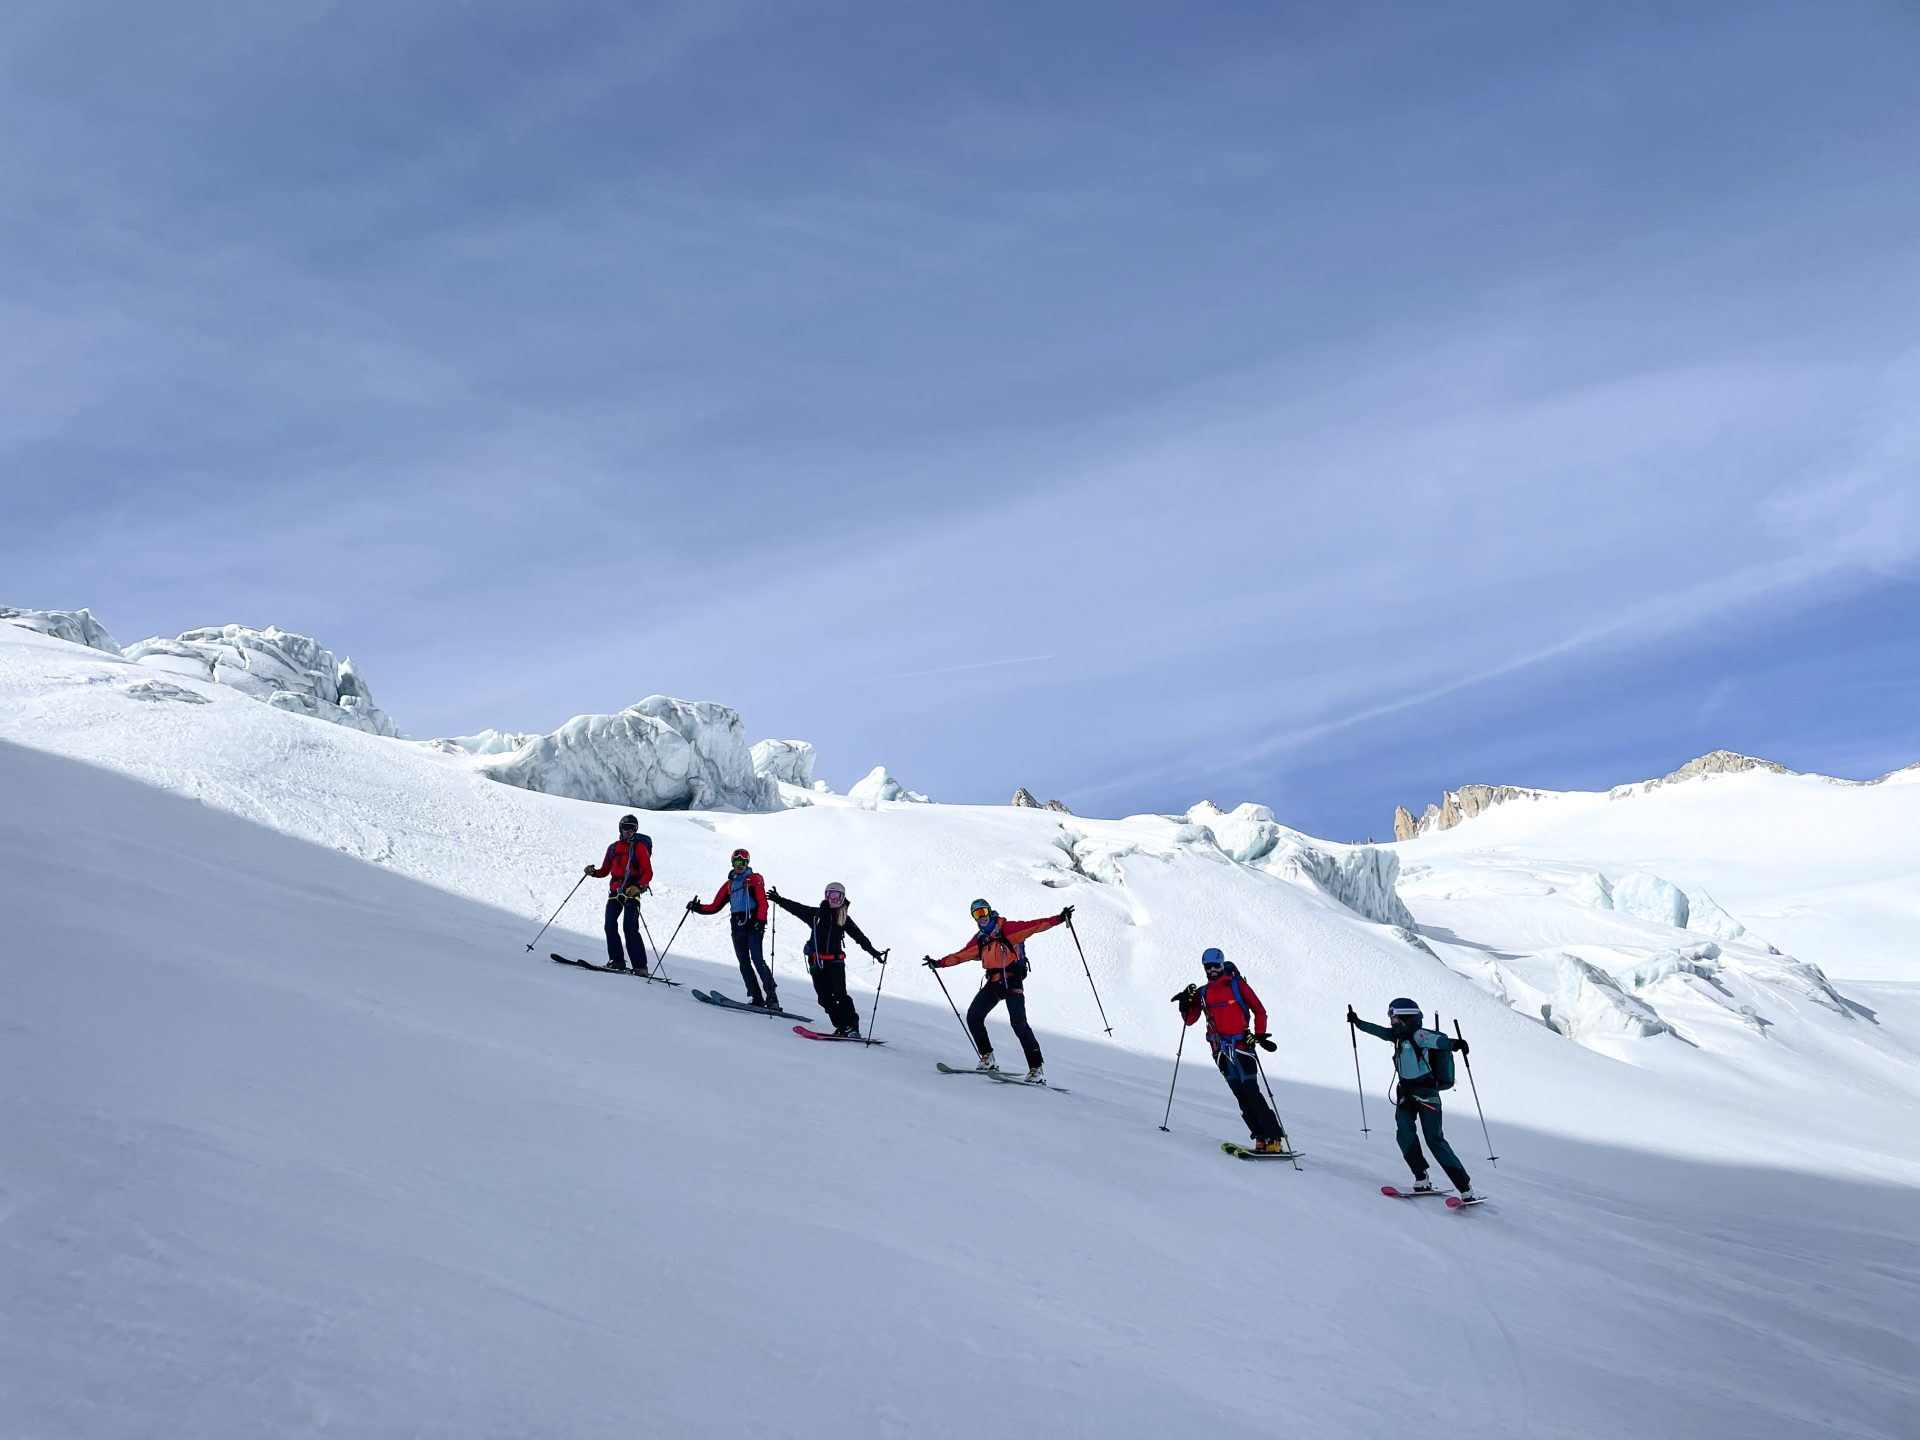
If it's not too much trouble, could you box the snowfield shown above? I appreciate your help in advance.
[1,625,1915,1439]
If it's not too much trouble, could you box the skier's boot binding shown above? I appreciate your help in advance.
[1024,1065,1046,1085]
[1412,1178,1438,1195]
[608,960,630,973]
[1257,1139,1284,1154]
[975,1052,999,1072]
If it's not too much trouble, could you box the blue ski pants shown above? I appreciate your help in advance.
[731,914,775,1002]
[604,895,646,969]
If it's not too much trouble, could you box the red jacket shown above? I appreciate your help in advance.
[931,913,1065,975]
[693,870,768,922]
[1182,972,1267,1043]
[591,837,653,894]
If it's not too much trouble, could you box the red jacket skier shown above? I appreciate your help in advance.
[686,848,778,1008]
[583,815,653,972]
[1176,948,1287,1152]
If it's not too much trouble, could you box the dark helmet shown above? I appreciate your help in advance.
[619,814,639,831]
[1388,997,1422,1029]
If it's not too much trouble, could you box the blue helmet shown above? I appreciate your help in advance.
[1388,997,1422,1027]
[1202,947,1238,976]
[970,899,993,922]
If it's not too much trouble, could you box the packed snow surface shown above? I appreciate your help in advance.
[2,626,1916,1439]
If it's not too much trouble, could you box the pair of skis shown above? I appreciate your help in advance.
[934,1061,1069,1093]
[551,953,681,986]
[1382,1185,1484,1209]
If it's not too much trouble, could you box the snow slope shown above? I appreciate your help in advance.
[3,626,1917,1438]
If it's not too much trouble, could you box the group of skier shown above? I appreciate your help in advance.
[576,816,1481,1200]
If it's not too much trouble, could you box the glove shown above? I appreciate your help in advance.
[1345,1006,1360,1026]
[1058,905,1075,922]
[869,948,887,964]
[922,957,939,970]
[685,899,699,912]
[1452,1036,1470,1056]
[583,864,597,877]
[621,885,641,900]
[1252,1032,1277,1053]
[1170,983,1199,1005]
[769,887,780,901]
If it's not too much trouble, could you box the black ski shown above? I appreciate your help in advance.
[551,953,680,986]
[691,988,814,1023]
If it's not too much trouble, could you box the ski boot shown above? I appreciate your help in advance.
[1411,1178,1438,1195]
[607,960,630,973]
[975,1052,1000,1072]
[764,991,781,1012]
[1256,1138,1285,1154]
[1023,1065,1046,1085]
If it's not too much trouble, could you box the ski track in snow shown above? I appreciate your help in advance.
[1,626,1917,1439]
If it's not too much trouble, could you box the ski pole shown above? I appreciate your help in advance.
[1064,915,1113,1036]
[1253,1051,1302,1170]
[1348,1014,1371,1136]
[635,896,664,979]
[926,960,972,1047]
[1453,1018,1498,1166]
[864,949,891,1046]
[1159,1014,1187,1132]
[524,873,587,952]
[653,909,691,975]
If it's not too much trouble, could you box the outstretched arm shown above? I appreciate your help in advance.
[846,916,881,957]
[1351,1017,1393,1042]
[770,892,817,922]
[929,937,978,969]
[690,881,729,916]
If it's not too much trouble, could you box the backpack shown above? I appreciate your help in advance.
[1398,1029,1456,1091]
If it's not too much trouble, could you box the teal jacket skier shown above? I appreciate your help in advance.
[1350,999,1478,1200]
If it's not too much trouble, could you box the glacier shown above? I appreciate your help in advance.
[479,696,778,812]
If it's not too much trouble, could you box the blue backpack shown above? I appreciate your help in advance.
[1400,1029,1457,1091]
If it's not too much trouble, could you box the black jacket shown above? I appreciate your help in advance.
[771,892,879,963]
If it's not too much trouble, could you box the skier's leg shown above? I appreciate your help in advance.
[808,955,835,1013]
[744,924,775,1000]
[621,898,645,970]
[825,961,858,1031]
[1418,1102,1473,1190]
[964,980,1002,1058]
[603,896,624,965]
[1394,1099,1430,1179]
[1219,1049,1281,1142]
[1003,980,1044,1069]
[730,921,764,1003]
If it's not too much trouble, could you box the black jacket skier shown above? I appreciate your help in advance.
[770,881,883,1036]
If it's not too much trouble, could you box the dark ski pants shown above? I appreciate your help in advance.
[731,915,776,1002]
[807,955,862,1033]
[1214,1044,1284,1145]
[966,972,1043,1069]
[1396,1091,1471,1190]
[604,895,647,969]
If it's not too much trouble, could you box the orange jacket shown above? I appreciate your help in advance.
[931,913,1065,975]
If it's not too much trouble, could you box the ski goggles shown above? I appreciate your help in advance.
[731,856,750,870]
[619,820,638,832]
[824,886,847,904]
[971,904,992,919]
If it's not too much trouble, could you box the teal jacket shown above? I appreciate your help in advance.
[1353,1019,1455,1090]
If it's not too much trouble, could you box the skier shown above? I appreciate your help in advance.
[1349,999,1478,1200]
[923,898,1073,1083]
[1174,948,1287,1153]
[583,814,653,973]
[769,881,884,1037]
[688,848,779,1009]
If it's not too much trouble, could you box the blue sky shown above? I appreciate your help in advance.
[3,1,1917,837]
